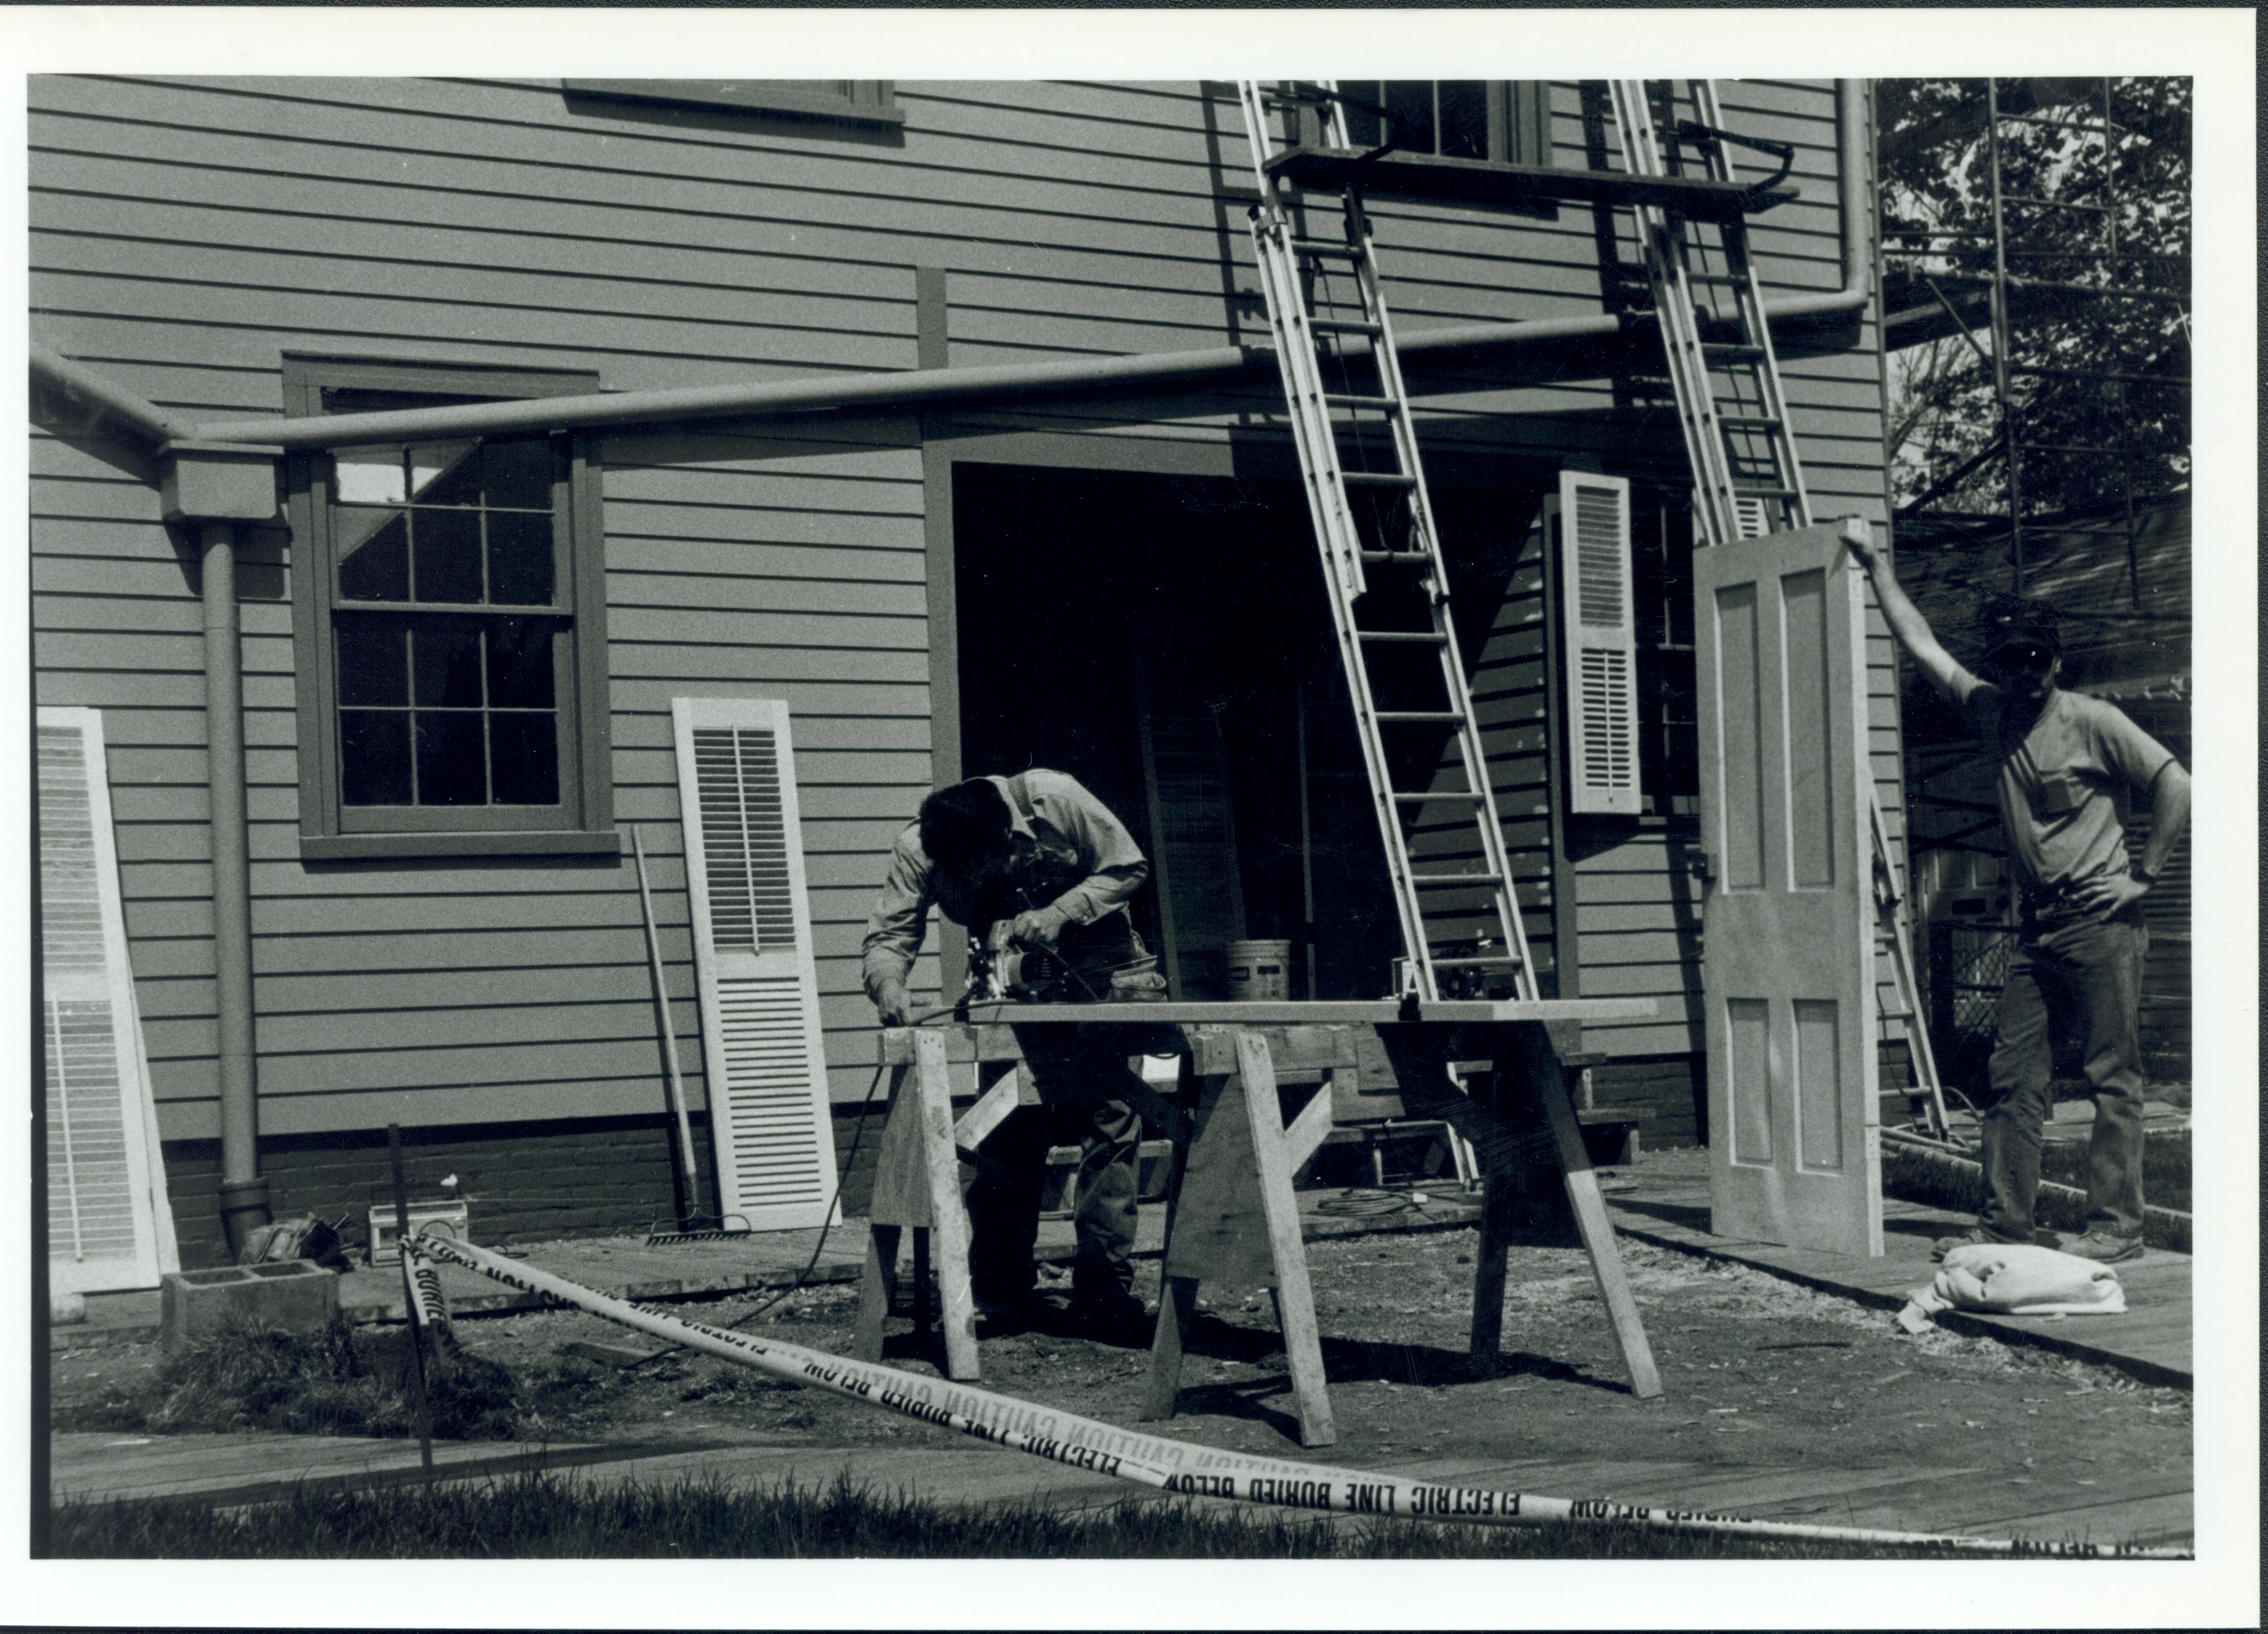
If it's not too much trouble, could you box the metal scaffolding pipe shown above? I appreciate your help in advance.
[199,519,270,1252]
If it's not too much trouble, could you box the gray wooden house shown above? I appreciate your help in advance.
[30,76,1900,1267]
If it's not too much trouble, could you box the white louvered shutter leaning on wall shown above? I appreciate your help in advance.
[39,707,180,1292]
[671,697,839,1230]
[1555,471,1643,816]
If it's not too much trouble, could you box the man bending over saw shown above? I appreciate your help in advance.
[863,770,1164,1342]
[1843,523,2189,1265]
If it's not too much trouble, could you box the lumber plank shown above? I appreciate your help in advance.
[951,1070,1023,1151]
[1509,1027,1663,1398]
[912,1028,979,1382]
[1141,1275,1201,1423]
[1235,1030,1335,1449]
[1282,1077,1336,1173]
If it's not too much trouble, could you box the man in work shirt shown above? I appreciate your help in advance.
[1844,527,2189,1263]
[863,769,1160,1340]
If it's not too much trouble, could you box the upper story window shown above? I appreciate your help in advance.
[285,358,616,861]
[1334,82,1555,168]
[562,79,903,128]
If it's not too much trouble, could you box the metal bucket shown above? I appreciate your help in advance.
[1225,938,1293,1003]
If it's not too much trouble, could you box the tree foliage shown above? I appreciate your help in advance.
[1875,78,2190,518]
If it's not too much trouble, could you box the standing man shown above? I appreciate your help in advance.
[1844,524,2189,1263]
[863,769,1160,1340]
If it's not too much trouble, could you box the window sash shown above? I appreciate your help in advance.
[285,357,613,856]
[1328,81,1554,168]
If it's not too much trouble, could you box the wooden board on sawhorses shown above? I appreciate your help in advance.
[1141,1024,1355,1448]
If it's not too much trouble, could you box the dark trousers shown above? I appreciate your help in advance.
[967,916,1150,1306]
[1980,912,2149,1240]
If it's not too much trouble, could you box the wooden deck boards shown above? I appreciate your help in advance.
[1602,1152,2192,1386]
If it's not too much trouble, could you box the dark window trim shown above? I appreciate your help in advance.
[283,355,616,862]
[562,78,904,127]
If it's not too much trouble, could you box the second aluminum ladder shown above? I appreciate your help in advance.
[1610,78,1953,1136]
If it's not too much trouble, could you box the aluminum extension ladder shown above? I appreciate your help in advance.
[1236,79,1537,1006]
[1609,79,1954,1138]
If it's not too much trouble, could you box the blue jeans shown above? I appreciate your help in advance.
[1980,912,2149,1240]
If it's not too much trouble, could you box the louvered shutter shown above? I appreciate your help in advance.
[671,697,839,1230]
[39,707,179,1293]
[1554,472,1643,815]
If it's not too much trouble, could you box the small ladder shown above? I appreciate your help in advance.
[1610,80,1954,1139]
[1237,80,1536,1005]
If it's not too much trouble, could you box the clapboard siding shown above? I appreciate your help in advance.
[32,75,1883,1147]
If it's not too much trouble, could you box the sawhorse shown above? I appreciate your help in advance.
[857,1022,1190,1382]
[1142,1024,1354,1447]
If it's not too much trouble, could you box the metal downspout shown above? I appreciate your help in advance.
[200,518,269,1252]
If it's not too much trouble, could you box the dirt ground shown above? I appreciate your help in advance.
[52,1223,2190,1503]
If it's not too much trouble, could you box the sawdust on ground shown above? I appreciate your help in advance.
[52,1226,2190,1503]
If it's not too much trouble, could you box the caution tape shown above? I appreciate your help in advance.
[411,1231,2184,1559]
[399,1238,462,1360]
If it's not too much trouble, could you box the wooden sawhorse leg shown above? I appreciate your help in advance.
[1142,1027,1338,1448]
[851,1027,981,1381]
[1488,1023,1663,1399]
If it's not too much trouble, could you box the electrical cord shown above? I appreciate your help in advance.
[1313,1186,1421,1217]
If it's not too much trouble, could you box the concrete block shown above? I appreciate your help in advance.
[160,1260,340,1351]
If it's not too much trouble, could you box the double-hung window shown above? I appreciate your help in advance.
[1332,82,1555,168]
[286,358,615,860]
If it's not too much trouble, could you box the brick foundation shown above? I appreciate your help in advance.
[160,1105,891,1270]
[158,1056,1703,1267]
[1588,1055,1703,1152]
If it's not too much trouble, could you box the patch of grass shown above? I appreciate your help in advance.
[50,1469,1995,1560]
[59,1317,525,1442]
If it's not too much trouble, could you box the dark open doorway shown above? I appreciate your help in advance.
[951,461,1539,1001]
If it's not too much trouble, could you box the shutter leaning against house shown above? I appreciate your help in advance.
[670,697,839,1230]
[39,707,179,1293]
[1554,471,1643,816]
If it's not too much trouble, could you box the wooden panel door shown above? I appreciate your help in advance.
[1693,524,1881,1256]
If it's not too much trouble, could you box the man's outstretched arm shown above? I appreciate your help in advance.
[1840,517,1967,699]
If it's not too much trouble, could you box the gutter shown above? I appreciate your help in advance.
[42,83,1871,455]
[30,342,201,445]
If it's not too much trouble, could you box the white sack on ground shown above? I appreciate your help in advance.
[1897,1243,2126,1333]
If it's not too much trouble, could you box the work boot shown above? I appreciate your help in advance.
[2061,1231,2144,1265]
[1069,1289,1152,1347]
[1930,1224,2026,1262]
[973,1288,1052,1337]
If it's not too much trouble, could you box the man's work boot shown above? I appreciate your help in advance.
[1930,1223,2027,1262]
[2061,1230,2144,1264]
[1069,1289,1152,1347]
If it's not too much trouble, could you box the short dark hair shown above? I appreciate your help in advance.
[1977,593,2061,659]
[919,778,1011,871]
